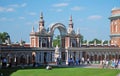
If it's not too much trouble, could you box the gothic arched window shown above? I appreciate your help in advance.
[42,38,47,47]
[71,38,76,47]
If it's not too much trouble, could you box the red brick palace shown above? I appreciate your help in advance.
[0,8,120,66]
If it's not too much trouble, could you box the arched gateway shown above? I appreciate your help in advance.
[30,13,81,64]
[49,23,67,36]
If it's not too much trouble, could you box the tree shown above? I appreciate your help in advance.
[103,40,109,44]
[53,35,60,47]
[0,32,10,43]
[83,38,109,44]
[93,38,101,44]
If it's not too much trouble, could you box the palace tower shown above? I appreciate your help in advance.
[109,7,120,47]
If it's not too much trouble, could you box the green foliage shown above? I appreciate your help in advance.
[82,38,109,44]
[0,32,10,43]
[89,38,102,44]
[53,35,60,47]
[103,40,109,44]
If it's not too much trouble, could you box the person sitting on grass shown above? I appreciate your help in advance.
[46,65,52,70]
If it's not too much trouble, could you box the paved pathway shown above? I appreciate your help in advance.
[117,73,120,76]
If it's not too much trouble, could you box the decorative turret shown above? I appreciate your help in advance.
[69,15,73,28]
[39,12,44,26]
[67,15,75,34]
[39,12,44,31]
[109,7,120,47]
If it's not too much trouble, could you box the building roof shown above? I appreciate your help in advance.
[109,14,120,20]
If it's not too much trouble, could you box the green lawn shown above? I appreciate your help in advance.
[0,67,120,76]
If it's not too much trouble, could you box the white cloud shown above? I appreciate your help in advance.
[0,3,27,12]
[21,3,27,7]
[29,12,36,16]
[71,6,84,11]
[88,15,102,20]
[53,3,68,7]
[0,6,15,12]
[19,16,25,20]
[0,17,14,21]
[6,8,15,12]
[9,3,27,8]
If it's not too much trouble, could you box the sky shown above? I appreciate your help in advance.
[0,0,119,43]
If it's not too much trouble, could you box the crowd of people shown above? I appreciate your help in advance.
[68,57,90,66]
[101,59,120,69]
[67,57,120,69]
[1,56,120,69]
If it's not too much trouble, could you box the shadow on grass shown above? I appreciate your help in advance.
[0,65,102,76]
[0,66,45,76]
[0,65,72,76]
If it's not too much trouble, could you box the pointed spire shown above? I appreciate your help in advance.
[69,15,73,28]
[40,12,43,20]
[39,12,44,27]
[32,26,34,32]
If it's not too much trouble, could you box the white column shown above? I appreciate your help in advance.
[66,49,69,65]
[49,37,50,48]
